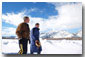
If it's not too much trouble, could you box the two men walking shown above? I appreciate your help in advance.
[16,16,42,54]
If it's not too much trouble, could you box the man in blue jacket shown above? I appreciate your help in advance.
[30,23,42,54]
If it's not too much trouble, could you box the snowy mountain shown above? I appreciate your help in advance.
[76,30,82,37]
[40,30,82,38]
[2,30,82,39]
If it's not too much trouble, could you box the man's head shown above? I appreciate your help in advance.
[23,16,30,23]
[35,23,40,28]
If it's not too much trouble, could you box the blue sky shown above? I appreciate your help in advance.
[2,2,58,18]
[2,2,82,36]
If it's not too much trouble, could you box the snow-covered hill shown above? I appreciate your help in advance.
[77,30,82,37]
[2,39,82,54]
[40,30,82,38]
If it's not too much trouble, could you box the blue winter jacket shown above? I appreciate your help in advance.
[30,27,42,52]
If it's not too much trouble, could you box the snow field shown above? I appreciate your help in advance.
[2,38,82,54]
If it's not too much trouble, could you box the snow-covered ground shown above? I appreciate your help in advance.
[2,39,82,54]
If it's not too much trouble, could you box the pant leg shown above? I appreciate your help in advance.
[30,51,33,54]
[18,38,28,54]
[37,51,41,54]
[37,49,41,54]
[18,39,23,54]
[37,47,41,54]
[23,39,28,54]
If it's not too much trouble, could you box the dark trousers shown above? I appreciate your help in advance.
[18,38,28,54]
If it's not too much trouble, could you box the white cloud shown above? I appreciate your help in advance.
[2,8,37,26]
[2,3,82,36]
[51,3,82,29]
[2,27,16,36]
[2,12,24,26]
[28,8,37,13]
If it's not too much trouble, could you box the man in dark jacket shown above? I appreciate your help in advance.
[30,23,42,54]
[16,16,30,54]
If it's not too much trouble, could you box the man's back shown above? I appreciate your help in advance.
[30,27,40,41]
[16,22,30,39]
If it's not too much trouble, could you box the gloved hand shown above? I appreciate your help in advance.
[35,40,41,48]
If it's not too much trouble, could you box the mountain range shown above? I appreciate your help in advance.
[40,30,82,38]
